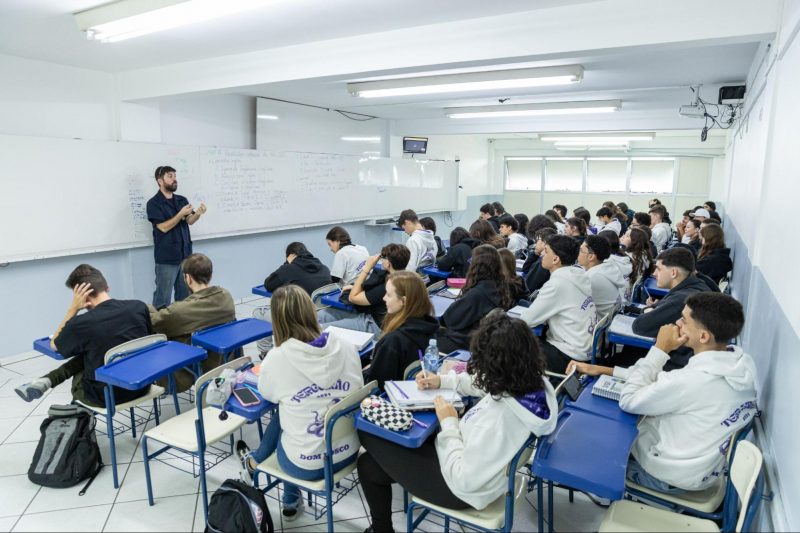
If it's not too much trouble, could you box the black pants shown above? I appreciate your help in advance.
[357,431,470,532]
[540,340,574,374]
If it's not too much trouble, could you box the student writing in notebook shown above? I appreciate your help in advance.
[567,293,757,495]
[325,226,369,286]
[358,311,557,533]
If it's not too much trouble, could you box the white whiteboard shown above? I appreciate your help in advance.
[0,135,458,263]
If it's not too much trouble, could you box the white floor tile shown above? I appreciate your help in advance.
[0,475,40,517]
[26,466,125,514]
[0,350,41,366]
[0,516,18,532]
[0,418,26,445]
[13,504,112,532]
[115,458,200,503]
[3,357,62,378]
[0,441,38,477]
[283,516,370,532]
[104,494,198,532]
[270,479,368,531]
[550,489,605,532]
[30,391,77,416]
[0,400,38,420]
[4,416,47,444]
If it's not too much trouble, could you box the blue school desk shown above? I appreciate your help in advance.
[33,336,64,360]
[94,340,208,488]
[192,318,273,362]
[355,409,438,448]
[532,408,638,532]
[251,285,272,298]
[420,265,452,279]
[563,377,639,425]
[606,315,656,350]
[319,289,356,312]
[224,385,277,440]
[644,276,669,298]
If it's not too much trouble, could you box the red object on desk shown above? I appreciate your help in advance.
[446,278,466,288]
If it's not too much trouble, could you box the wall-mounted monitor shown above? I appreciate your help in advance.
[403,136,428,154]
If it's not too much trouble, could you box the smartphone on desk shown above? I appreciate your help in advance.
[232,386,261,407]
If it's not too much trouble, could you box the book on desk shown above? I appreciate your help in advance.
[324,326,374,351]
[592,375,626,401]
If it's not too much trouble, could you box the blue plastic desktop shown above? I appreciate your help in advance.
[644,276,669,298]
[251,285,272,298]
[606,328,655,350]
[563,377,639,425]
[33,337,64,360]
[420,265,452,279]
[191,318,273,356]
[319,290,356,312]
[355,409,439,448]
[225,386,276,421]
[94,340,207,390]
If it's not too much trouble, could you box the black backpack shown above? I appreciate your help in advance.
[206,479,274,533]
[28,404,103,494]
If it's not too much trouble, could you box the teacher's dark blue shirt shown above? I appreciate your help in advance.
[146,191,192,265]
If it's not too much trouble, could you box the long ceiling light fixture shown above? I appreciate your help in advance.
[445,100,621,119]
[347,66,583,98]
[540,132,655,142]
[75,0,276,43]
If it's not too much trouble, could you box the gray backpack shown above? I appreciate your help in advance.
[28,404,103,494]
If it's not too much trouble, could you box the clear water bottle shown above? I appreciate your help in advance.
[423,339,440,375]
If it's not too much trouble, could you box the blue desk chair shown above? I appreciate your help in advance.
[590,312,614,364]
[311,283,344,310]
[625,421,754,526]
[407,434,537,533]
[78,334,168,488]
[141,358,250,520]
[253,380,376,533]
[599,440,764,533]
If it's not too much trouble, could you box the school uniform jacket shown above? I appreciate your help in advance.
[505,232,528,254]
[651,222,672,252]
[696,248,733,284]
[368,315,439,388]
[265,252,332,295]
[436,372,558,510]
[436,238,480,278]
[437,280,504,351]
[523,257,550,295]
[520,266,597,360]
[614,346,757,491]
[406,229,437,272]
[258,334,364,471]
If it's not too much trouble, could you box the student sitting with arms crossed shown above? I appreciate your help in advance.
[318,244,410,335]
[358,311,557,533]
[325,226,369,286]
[498,214,528,254]
[568,293,757,494]
[437,245,514,353]
[436,227,479,278]
[237,285,364,521]
[149,253,235,392]
[16,265,152,406]
[520,235,597,374]
[397,209,437,273]
[366,271,438,388]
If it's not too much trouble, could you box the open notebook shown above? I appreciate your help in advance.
[323,326,374,350]
[385,380,463,410]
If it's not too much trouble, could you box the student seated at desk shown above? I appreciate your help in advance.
[522,228,556,295]
[236,285,364,521]
[682,218,702,255]
[499,248,528,303]
[520,235,597,374]
[567,293,757,494]
[16,265,152,407]
[578,235,626,323]
[436,227,479,278]
[469,219,505,249]
[317,244,411,336]
[367,271,438,388]
[479,202,500,232]
[264,242,331,295]
[419,217,447,258]
[397,209,437,273]
[437,245,514,353]
[325,226,369,285]
[149,253,235,392]
[621,227,654,302]
[648,205,672,253]
[358,311,558,533]
[498,214,528,254]
[595,206,622,236]
[513,213,531,245]
[545,209,566,235]
[564,216,587,245]
[696,223,733,284]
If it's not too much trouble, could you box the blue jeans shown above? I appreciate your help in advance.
[626,457,686,495]
[153,263,190,309]
[317,308,381,336]
[251,412,357,509]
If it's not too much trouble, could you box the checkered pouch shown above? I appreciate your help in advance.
[360,395,413,432]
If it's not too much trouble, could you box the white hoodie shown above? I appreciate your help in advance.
[596,219,622,236]
[586,258,628,322]
[520,266,597,360]
[406,229,437,272]
[615,346,758,491]
[506,232,528,254]
[258,334,365,470]
[651,222,672,252]
[436,372,558,510]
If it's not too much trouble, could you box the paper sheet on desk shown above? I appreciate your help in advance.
[608,315,655,342]
[385,380,462,410]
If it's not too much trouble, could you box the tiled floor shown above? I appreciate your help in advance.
[0,297,606,532]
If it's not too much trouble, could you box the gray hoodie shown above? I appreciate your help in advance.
[406,228,437,272]
[588,256,631,321]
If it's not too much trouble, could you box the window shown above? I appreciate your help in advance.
[505,158,542,190]
[630,158,674,194]
[545,158,583,192]
[586,158,627,193]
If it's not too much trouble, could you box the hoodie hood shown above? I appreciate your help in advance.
[607,254,633,279]
[688,345,757,392]
[460,237,481,249]
[395,315,440,344]
[504,378,558,434]
[413,229,437,247]
[278,335,348,388]
[292,252,325,273]
[593,258,628,289]
[673,275,711,293]
[552,265,593,296]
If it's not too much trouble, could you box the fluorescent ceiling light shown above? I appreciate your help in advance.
[445,100,621,119]
[541,132,655,142]
[348,66,583,98]
[257,114,279,120]
[341,136,381,143]
[75,0,276,43]
[554,141,631,147]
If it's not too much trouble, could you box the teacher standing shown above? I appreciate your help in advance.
[146,165,207,308]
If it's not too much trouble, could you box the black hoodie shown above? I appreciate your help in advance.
[696,248,732,284]
[436,237,480,278]
[368,315,440,389]
[264,252,332,295]
[437,279,503,352]
[523,255,550,295]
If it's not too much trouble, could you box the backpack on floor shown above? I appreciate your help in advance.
[28,404,103,494]
[206,479,274,533]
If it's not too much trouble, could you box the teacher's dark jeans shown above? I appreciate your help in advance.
[153,263,189,309]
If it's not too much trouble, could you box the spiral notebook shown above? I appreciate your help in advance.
[591,375,627,402]
[384,380,463,410]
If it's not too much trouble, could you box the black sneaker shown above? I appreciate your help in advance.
[235,440,255,478]
[282,498,304,522]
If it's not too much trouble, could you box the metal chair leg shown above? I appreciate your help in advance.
[142,437,155,505]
